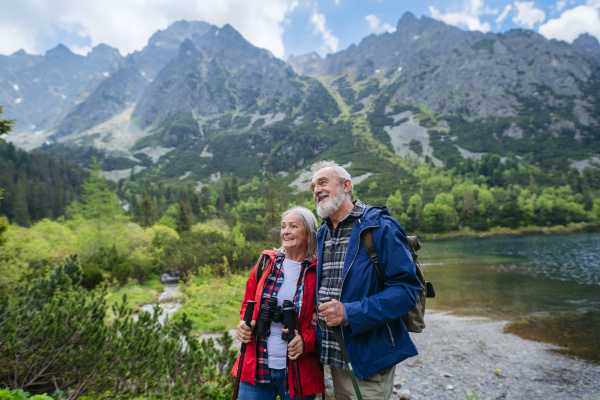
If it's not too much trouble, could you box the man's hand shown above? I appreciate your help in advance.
[236,319,255,343]
[311,312,317,329]
[282,328,304,360]
[318,299,345,326]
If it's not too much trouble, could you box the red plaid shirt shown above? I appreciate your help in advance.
[255,253,309,385]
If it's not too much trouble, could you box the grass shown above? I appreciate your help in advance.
[104,274,163,320]
[172,272,248,332]
[419,222,599,240]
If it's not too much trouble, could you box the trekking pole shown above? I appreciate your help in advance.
[282,300,304,400]
[232,300,257,400]
[319,297,363,400]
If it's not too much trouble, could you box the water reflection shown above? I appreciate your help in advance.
[420,233,600,362]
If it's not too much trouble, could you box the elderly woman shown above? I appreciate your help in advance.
[232,206,324,400]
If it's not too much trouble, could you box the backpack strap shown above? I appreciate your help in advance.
[254,253,271,283]
[361,229,384,292]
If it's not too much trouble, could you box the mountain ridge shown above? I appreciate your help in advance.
[1,13,599,188]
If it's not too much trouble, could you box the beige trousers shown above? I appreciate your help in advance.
[330,364,396,400]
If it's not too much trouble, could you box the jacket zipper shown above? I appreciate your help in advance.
[339,221,377,343]
[340,220,394,346]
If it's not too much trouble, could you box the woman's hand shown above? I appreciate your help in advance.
[282,328,304,360]
[236,319,255,343]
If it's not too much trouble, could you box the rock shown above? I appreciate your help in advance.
[161,272,180,284]
[444,373,453,377]
[446,385,454,391]
[399,389,410,399]
[394,381,402,389]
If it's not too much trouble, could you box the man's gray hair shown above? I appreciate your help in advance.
[310,160,354,198]
[277,206,319,262]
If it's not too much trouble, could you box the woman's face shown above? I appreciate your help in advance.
[281,212,308,255]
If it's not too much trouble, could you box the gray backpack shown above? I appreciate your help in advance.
[361,230,435,333]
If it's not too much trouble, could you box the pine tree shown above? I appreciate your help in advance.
[176,199,190,233]
[13,170,30,227]
[223,181,232,203]
[216,194,225,216]
[0,188,8,247]
[202,186,211,211]
[157,197,164,219]
[0,106,15,143]
[232,176,240,201]
[463,190,476,218]
[138,195,156,227]
[1,255,238,398]
[79,158,122,221]
[190,191,201,217]
[265,173,278,227]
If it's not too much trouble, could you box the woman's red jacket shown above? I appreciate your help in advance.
[231,250,325,397]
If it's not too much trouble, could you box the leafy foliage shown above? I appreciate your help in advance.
[0,256,237,399]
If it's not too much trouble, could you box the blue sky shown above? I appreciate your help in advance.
[0,0,598,60]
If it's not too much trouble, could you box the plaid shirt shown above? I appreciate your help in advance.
[318,200,365,369]
[256,253,310,384]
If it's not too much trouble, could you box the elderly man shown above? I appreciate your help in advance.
[310,160,420,400]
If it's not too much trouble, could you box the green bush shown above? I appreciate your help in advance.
[157,224,262,277]
[0,255,237,399]
[81,245,155,287]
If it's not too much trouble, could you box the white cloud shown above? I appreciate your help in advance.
[429,0,498,33]
[513,1,546,29]
[587,0,600,8]
[309,10,339,53]
[365,14,396,33]
[366,14,381,30]
[539,5,600,42]
[496,4,513,27]
[0,0,298,59]
[556,1,566,12]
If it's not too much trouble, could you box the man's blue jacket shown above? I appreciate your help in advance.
[316,205,421,378]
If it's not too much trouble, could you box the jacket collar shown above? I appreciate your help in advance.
[316,203,391,289]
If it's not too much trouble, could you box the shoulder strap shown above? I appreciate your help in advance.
[361,229,384,292]
[254,253,270,283]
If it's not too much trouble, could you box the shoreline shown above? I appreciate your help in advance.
[212,311,600,399]
[418,222,600,240]
[391,311,599,399]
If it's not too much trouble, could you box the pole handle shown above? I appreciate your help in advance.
[233,300,257,400]
[244,300,256,327]
[240,300,256,354]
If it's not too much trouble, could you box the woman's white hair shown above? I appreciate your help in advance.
[277,206,319,262]
[310,160,354,198]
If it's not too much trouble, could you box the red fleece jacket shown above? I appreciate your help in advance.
[231,250,324,398]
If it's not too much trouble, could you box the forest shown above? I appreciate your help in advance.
[1,101,600,398]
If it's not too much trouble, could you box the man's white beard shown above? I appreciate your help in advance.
[317,187,346,218]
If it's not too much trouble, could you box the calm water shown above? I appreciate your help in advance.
[419,232,600,362]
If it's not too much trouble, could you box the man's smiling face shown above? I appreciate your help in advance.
[311,167,345,218]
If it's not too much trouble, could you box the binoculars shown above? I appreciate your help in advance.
[255,297,296,341]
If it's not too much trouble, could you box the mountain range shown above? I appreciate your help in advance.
[2,13,599,188]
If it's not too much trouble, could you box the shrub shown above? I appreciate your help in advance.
[0,255,237,399]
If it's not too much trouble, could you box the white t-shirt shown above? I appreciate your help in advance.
[267,258,302,369]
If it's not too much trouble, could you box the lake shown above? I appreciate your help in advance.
[420,232,600,363]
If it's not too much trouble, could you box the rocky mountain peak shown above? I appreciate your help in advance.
[192,24,264,63]
[396,11,418,29]
[45,44,78,59]
[89,44,122,58]
[147,20,213,48]
[11,49,30,57]
[178,38,201,55]
[286,52,324,76]
[572,33,600,63]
